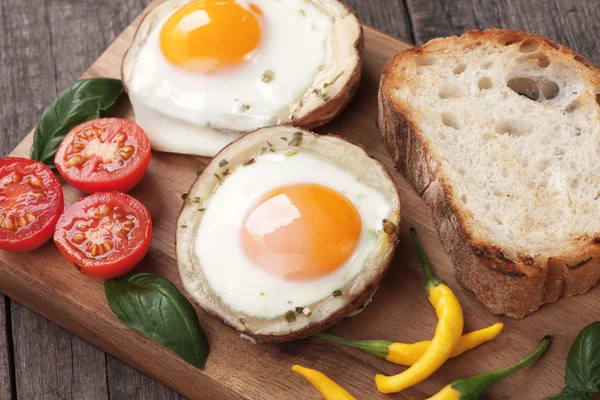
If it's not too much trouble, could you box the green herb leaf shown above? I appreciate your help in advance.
[105,273,209,369]
[544,322,600,400]
[30,78,124,168]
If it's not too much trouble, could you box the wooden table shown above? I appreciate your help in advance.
[1,0,599,398]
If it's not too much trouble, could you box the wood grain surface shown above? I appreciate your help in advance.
[1,1,600,399]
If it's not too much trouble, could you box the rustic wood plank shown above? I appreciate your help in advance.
[11,301,108,399]
[345,0,413,42]
[406,0,600,62]
[107,355,183,400]
[0,295,12,400]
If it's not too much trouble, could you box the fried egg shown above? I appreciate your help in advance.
[195,151,390,317]
[122,0,363,157]
[177,127,401,342]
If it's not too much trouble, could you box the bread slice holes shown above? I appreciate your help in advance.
[478,77,493,90]
[416,55,440,66]
[571,179,579,189]
[519,39,539,53]
[507,77,540,101]
[441,113,461,129]
[495,218,504,226]
[566,100,580,113]
[540,80,560,100]
[498,32,523,46]
[461,194,468,204]
[516,53,550,68]
[481,61,494,70]
[538,56,551,68]
[439,83,467,99]
[453,64,467,75]
[495,120,528,136]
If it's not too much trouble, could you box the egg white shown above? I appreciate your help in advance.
[193,150,393,318]
[128,0,334,156]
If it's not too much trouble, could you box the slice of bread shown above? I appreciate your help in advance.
[379,29,600,318]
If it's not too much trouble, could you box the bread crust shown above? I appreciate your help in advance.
[379,29,600,318]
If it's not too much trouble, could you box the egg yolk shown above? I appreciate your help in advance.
[241,184,362,281]
[160,0,262,72]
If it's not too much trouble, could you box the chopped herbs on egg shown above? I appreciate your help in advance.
[196,165,205,175]
[295,307,304,313]
[312,88,322,96]
[261,69,275,83]
[198,208,205,212]
[222,169,231,177]
[367,228,377,238]
[181,224,187,229]
[241,104,251,112]
[299,9,306,17]
[213,173,222,181]
[289,131,303,147]
[322,93,331,102]
[218,159,228,167]
[285,311,297,322]
[324,71,345,88]
[332,290,342,297]
[193,197,202,203]
[266,116,277,126]
[317,64,326,71]
[243,158,256,167]
[285,150,298,157]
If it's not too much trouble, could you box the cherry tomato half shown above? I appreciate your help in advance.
[53,192,152,280]
[0,157,64,252]
[55,118,151,193]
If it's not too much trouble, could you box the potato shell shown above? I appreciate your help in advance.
[176,126,401,343]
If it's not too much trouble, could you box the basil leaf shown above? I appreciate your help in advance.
[564,322,600,397]
[545,322,600,400]
[105,273,209,369]
[30,78,124,168]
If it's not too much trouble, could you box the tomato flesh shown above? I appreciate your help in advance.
[55,118,151,193]
[0,157,64,252]
[54,192,152,279]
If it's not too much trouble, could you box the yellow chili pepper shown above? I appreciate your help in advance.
[427,336,551,400]
[375,228,464,394]
[292,365,357,400]
[317,322,503,367]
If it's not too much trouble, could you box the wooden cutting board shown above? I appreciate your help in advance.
[2,2,598,399]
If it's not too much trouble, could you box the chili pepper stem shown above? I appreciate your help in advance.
[451,335,552,400]
[410,227,444,295]
[316,333,391,359]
